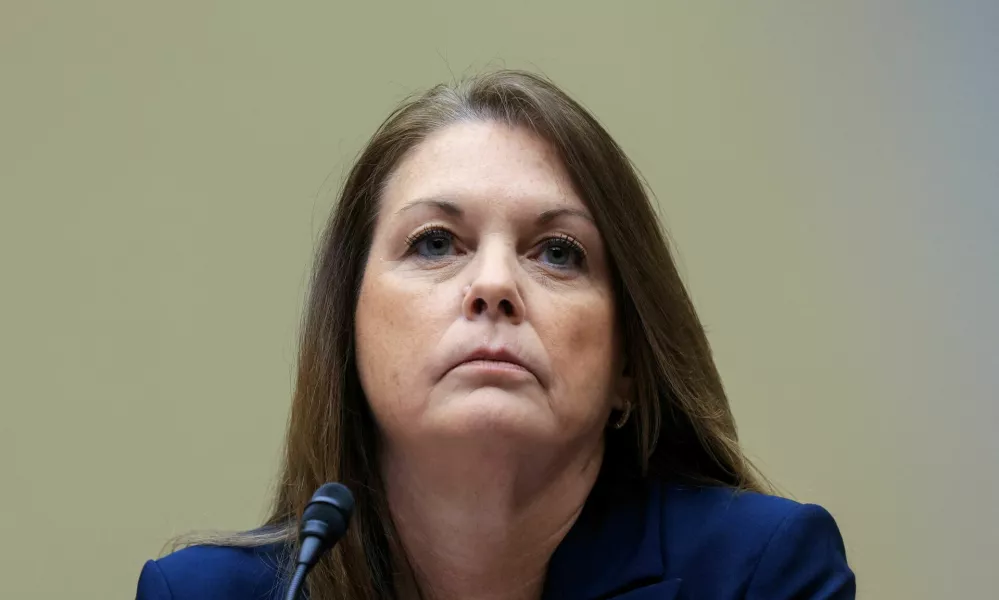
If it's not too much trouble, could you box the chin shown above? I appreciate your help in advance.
[428,388,555,440]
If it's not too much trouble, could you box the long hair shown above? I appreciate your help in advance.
[174,69,769,599]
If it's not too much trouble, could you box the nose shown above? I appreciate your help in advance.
[461,241,525,324]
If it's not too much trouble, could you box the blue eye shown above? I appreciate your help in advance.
[540,236,586,269]
[407,226,454,259]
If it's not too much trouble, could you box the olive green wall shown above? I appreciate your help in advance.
[2,2,996,598]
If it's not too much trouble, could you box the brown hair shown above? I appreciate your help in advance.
[174,69,769,599]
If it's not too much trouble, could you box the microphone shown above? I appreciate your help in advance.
[285,482,355,600]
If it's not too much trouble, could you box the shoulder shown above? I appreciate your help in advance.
[136,543,288,600]
[655,482,856,599]
[659,482,813,546]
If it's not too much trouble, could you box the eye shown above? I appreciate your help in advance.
[405,225,456,259]
[539,234,586,270]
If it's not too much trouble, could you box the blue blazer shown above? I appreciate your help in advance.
[136,478,855,599]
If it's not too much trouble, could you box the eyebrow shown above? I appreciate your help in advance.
[394,197,596,225]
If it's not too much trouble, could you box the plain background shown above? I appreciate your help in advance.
[2,2,997,598]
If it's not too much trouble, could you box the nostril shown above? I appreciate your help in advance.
[499,299,514,316]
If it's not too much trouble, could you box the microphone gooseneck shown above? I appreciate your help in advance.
[284,482,355,600]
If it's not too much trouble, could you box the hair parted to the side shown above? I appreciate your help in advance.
[172,69,770,600]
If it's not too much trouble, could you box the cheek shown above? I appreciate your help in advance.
[545,295,619,404]
[355,275,440,415]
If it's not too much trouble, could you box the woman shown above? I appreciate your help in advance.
[137,70,855,599]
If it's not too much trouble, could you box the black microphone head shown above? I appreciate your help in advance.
[307,482,355,519]
[301,500,345,531]
[291,482,356,589]
[299,482,355,550]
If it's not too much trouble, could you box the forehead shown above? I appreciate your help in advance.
[382,121,586,215]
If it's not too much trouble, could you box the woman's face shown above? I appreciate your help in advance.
[355,121,629,453]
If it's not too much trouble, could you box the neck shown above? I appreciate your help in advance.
[381,436,604,600]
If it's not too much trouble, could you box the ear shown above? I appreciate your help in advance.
[612,355,634,411]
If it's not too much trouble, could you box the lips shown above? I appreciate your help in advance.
[449,347,537,380]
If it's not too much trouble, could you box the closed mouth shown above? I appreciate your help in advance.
[449,349,537,381]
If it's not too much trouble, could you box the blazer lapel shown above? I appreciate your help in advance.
[610,579,683,600]
[544,473,680,600]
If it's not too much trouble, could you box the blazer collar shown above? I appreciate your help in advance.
[543,472,680,599]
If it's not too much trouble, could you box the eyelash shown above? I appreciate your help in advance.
[404,225,588,268]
